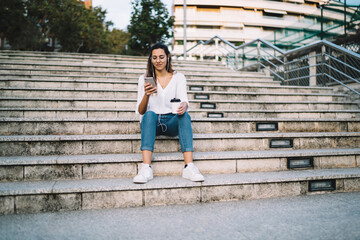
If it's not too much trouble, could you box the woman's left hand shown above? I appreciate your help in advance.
[177,102,188,115]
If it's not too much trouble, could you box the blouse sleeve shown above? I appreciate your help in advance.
[135,74,145,115]
[176,73,190,110]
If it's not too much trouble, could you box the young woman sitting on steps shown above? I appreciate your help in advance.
[133,43,204,184]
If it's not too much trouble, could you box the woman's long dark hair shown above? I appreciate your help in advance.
[146,43,174,79]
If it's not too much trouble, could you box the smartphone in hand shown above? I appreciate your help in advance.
[144,77,157,94]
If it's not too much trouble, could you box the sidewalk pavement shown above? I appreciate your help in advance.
[0,192,359,240]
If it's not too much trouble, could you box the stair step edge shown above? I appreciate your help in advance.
[1,148,359,166]
[1,168,359,196]
[1,132,360,142]
[2,117,359,122]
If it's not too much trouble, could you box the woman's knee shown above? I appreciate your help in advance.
[141,111,157,128]
[143,111,157,118]
[142,111,157,122]
[178,112,191,122]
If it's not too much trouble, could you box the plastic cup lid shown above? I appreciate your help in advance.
[170,98,181,102]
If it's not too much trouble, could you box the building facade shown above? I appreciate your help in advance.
[172,0,356,57]
[80,0,92,9]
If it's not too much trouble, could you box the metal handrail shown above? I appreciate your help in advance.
[182,36,360,96]
[186,35,285,55]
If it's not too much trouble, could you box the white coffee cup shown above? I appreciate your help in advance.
[170,98,181,114]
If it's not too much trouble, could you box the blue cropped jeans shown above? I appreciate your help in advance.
[140,111,194,153]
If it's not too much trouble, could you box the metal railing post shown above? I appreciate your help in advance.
[242,47,245,68]
[309,51,317,86]
[321,45,326,86]
[215,39,219,61]
[284,56,288,84]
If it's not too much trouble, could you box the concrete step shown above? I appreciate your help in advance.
[189,84,335,94]
[0,75,280,88]
[191,100,358,110]
[0,87,346,102]
[0,51,228,67]
[0,55,147,64]
[0,98,356,110]
[188,91,346,101]
[1,107,360,119]
[0,132,359,156]
[196,109,360,119]
[0,73,275,84]
[0,67,264,80]
[0,58,233,72]
[0,61,239,75]
[1,118,359,135]
[0,50,148,60]
[1,148,359,182]
[0,78,335,93]
[1,167,359,214]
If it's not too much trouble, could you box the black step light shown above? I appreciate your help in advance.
[287,157,314,169]
[256,122,278,131]
[207,113,224,118]
[200,103,216,109]
[309,179,336,192]
[270,139,293,148]
[189,86,204,91]
[194,94,209,100]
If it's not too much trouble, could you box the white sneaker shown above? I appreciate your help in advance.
[133,163,153,184]
[182,163,205,182]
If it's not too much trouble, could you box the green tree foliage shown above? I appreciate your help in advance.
[0,0,42,50]
[105,29,131,54]
[48,0,112,53]
[0,0,129,54]
[127,0,174,55]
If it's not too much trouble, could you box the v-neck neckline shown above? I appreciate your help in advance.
[157,73,173,91]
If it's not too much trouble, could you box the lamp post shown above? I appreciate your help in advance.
[183,0,187,60]
[344,0,347,36]
[319,0,329,40]
[184,0,187,60]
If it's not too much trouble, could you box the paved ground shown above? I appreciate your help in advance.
[1,192,360,240]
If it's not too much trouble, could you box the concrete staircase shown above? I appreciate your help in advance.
[0,50,360,215]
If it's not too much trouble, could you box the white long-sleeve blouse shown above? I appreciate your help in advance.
[135,71,190,119]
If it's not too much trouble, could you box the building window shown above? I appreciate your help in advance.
[263,9,287,18]
[196,6,220,12]
[196,25,221,29]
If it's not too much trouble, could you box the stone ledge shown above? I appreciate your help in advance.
[0,77,333,90]
[1,73,272,83]
[0,62,241,75]
[0,77,139,83]
[1,132,360,142]
[2,108,359,114]
[0,96,355,105]
[0,58,227,69]
[0,87,345,97]
[0,68,254,78]
[0,50,148,59]
[0,168,359,196]
[2,117,360,122]
[1,148,359,166]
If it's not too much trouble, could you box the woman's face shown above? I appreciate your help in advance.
[151,48,167,72]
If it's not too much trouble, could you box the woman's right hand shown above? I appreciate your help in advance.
[144,83,157,96]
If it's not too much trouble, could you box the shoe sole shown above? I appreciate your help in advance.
[133,176,153,184]
[182,175,205,182]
